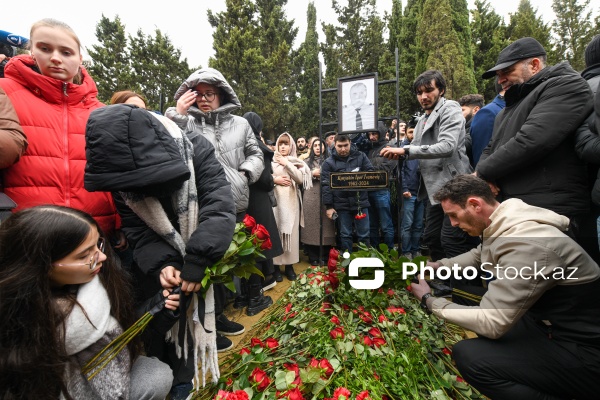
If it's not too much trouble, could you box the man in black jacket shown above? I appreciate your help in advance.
[322,134,374,252]
[476,37,593,241]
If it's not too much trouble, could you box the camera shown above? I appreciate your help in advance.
[0,43,15,78]
[331,211,338,221]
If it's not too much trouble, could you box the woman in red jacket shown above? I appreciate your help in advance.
[0,19,121,240]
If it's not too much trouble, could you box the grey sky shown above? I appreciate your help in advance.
[2,1,565,68]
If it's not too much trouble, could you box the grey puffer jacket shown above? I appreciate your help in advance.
[166,68,263,214]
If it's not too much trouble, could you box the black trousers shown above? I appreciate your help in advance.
[422,202,480,261]
[453,316,600,400]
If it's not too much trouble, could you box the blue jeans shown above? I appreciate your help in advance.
[338,209,370,252]
[401,196,425,254]
[368,190,395,249]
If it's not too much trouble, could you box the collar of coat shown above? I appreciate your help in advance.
[504,62,576,107]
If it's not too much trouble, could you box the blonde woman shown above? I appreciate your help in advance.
[271,132,312,280]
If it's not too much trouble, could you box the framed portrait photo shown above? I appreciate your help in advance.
[338,73,378,134]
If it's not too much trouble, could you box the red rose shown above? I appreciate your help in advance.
[320,302,332,313]
[360,312,373,324]
[285,303,293,313]
[260,238,272,250]
[330,327,345,339]
[457,376,466,383]
[226,377,233,386]
[250,338,264,348]
[265,337,279,350]
[332,387,351,399]
[330,316,341,325]
[356,391,372,400]
[378,315,388,323]
[372,337,386,347]
[284,388,305,400]
[242,214,256,231]
[328,273,340,289]
[442,347,452,355]
[252,224,270,240]
[387,289,395,296]
[386,306,406,314]
[239,347,251,355]
[309,357,319,368]
[328,248,340,261]
[249,367,271,392]
[373,372,380,380]
[363,336,373,346]
[341,304,350,311]
[318,358,334,377]
[215,390,229,400]
[368,327,383,338]
[233,391,249,400]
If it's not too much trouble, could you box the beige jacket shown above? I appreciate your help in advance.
[431,198,600,339]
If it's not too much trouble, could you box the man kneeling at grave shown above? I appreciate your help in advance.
[410,174,600,400]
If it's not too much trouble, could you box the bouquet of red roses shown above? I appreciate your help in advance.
[199,214,272,294]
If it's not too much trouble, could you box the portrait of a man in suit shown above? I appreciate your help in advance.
[339,77,377,133]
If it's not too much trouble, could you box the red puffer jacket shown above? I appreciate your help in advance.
[0,55,119,235]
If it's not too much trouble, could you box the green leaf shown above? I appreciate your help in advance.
[224,280,236,294]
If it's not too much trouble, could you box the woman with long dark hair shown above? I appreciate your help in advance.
[301,139,336,264]
[0,205,173,399]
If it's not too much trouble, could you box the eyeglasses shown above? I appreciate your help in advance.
[194,92,217,102]
[54,238,105,270]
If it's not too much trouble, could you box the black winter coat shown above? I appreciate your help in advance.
[321,146,374,212]
[85,105,236,300]
[477,62,592,217]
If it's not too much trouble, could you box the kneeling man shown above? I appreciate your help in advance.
[411,175,600,400]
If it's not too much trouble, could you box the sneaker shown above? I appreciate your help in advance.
[284,265,297,281]
[262,275,277,291]
[413,251,422,258]
[246,294,273,316]
[402,252,413,259]
[217,333,233,352]
[216,314,245,336]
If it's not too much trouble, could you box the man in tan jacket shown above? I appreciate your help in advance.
[411,175,600,400]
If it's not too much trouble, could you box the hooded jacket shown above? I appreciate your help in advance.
[84,104,235,287]
[433,199,600,346]
[321,144,374,212]
[477,62,592,217]
[367,121,397,177]
[0,55,119,235]
[165,68,263,214]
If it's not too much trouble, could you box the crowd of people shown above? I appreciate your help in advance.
[1,16,600,400]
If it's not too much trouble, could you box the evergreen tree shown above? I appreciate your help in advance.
[255,0,299,136]
[86,15,132,103]
[398,0,424,119]
[321,0,386,127]
[128,29,193,112]
[417,0,476,99]
[551,0,594,71]
[470,0,508,101]
[506,0,553,61]
[292,2,321,140]
[208,0,265,115]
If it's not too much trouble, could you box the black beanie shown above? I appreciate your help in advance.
[585,34,600,68]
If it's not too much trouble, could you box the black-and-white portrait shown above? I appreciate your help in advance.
[338,74,378,134]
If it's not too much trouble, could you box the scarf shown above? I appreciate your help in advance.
[61,276,129,400]
[120,113,218,389]
[272,132,313,251]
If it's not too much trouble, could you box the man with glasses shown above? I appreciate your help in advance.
[476,37,593,255]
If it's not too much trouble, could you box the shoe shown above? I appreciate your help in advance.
[309,259,320,266]
[233,295,248,309]
[402,252,413,259]
[170,382,193,400]
[216,314,245,336]
[262,275,277,291]
[247,296,273,316]
[413,251,422,258]
[273,267,283,282]
[284,265,297,281]
[217,333,233,352]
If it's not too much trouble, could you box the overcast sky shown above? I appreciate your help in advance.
[2,1,567,68]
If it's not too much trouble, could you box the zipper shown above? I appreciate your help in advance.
[62,82,71,207]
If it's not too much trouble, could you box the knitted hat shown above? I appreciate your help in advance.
[585,35,600,68]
